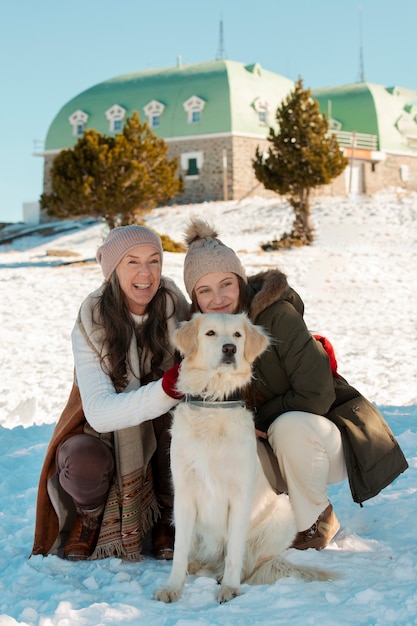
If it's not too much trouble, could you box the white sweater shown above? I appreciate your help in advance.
[70,278,189,434]
[71,323,180,433]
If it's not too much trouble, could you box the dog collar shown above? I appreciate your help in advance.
[185,392,245,409]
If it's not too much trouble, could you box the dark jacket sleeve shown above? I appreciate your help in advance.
[254,302,336,432]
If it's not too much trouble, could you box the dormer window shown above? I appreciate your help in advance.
[69,110,88,137]
[105,105,126,133]
[143,100,165,128]
[253,98,270,125]
[183,95,205,124]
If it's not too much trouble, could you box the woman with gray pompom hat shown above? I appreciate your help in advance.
[182,217,407,551]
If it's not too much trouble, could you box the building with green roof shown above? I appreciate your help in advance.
[313,82,417,193]
[39,59,417,214]
[42,59,294,204]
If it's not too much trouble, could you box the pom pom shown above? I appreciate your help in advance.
[184,218,218,246]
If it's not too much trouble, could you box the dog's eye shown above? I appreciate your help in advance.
[205,330,216,336]
[233,331,242,338]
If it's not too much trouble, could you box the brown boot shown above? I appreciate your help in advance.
[64,505,104,561]
[291,503,340,551]
[152,510,174,560]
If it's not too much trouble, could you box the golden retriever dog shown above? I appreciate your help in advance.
[154,313,332,604]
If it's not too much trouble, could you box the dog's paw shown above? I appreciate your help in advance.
[217,584,243,604]
[154,587,182,603]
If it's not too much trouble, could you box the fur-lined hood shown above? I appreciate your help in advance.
[247,269,305,323]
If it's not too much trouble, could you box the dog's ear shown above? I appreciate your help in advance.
[243,316,270,364]
[172,315,200,357]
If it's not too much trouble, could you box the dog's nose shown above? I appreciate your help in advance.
[222,343,236,356]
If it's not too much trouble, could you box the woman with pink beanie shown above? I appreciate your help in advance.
[32,225,189,562]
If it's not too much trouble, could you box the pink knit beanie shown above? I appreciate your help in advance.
[183,218,247,297]
[96,225,163,280]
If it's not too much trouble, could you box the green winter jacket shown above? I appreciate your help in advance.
[326,376,408,504]
[245,269,335,432]
[246,269,408,504]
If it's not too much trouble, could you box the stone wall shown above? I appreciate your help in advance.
[167,135,276,203]
[167,136,232,203]
[322,153,417,196]
[40,140,417,223]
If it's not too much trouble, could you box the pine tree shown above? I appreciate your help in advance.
[253,78,347,245]
[40,112,183,229]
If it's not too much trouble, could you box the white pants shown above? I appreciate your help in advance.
[265,411,347,532]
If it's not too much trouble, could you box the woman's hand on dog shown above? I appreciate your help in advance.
[161,364,184,399]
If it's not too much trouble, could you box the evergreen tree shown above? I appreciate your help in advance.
[253,78,347,245]
[40,112,182,229]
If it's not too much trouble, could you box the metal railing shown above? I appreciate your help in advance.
[331,130,378,150]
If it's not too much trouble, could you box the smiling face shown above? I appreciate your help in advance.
[116,245,162,314]
[194,272,240,315]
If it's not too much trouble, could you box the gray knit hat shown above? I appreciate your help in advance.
[96,225,163,280]
[183,217,247,297]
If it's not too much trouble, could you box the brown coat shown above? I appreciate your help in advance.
[32,381,86,556]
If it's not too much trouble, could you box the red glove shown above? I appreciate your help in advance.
[313,334,339,378]
[161,363,184,399]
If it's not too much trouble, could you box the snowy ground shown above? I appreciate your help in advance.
[0,190,416,625]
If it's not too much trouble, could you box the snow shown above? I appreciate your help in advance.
[0,190,416,625]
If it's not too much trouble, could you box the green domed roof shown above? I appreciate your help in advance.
[312,82,417,152]
[45,59,294,151]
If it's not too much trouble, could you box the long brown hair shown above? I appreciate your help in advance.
[93,273,177,392]
[188,275,249,317]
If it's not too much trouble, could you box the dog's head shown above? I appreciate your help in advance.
[173,313,270,400]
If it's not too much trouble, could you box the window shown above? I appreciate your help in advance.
[258,109,267,124]
[68,110,88,137]
[113,119,122,132]
[105,105,126,133]
[183,95,205,124]
[187,158,199,176]
[253,98,270,126]
[143,100,165,128]
[180,151,203,178]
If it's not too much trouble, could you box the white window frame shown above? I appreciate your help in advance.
[180,151,204,178]
[253,97,271,125]
[183,95,205,124]
[143,100,165,128]
[105,104,126,133]
[68,110,88,137]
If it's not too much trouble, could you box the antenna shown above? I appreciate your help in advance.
[216,17,227,60]
[358,5,365,82]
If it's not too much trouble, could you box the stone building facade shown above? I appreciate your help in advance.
[38,60,417,220]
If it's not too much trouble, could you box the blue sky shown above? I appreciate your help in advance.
[1,0,415,223]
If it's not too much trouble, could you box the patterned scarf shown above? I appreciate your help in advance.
[77,278,184,561]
